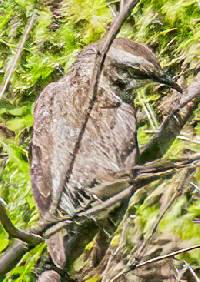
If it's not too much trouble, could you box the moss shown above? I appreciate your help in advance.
[85,241,95,252]
[85,275,101,282]
[110,233,120,247]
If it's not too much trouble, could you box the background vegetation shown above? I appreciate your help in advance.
[0,0,200,280]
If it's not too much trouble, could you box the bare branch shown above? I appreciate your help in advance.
[112,244,200,281]
[140,72,200,163]
[134,153,200,175]
[120,0,127,11]
[187,265,200,282]
[45,169,184,238]
[133,168,194,260]
[89,153,200,201]
[0,11,37,98]
[3,152,199,240]
[133,244,200,270]
[0,198,43,245]
[0,240,29,276]
[0,125,15,138]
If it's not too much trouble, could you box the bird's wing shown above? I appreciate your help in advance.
[31,75,83,217]
[31,73,137,218]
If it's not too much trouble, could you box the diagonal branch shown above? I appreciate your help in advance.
[132,244,200,270]
[140,72,200,163]
[0,11,37,99]
[133,168,194,261]
[112,244,200,281]
[186,264,200,282]
[120,0,127,11]
[0,198,43,245]
[0,240,29,277]
[92,153,200,200]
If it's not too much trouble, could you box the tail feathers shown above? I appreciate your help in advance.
[46,230,66,269]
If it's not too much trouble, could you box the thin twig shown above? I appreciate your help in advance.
[133,168,193,260]
[190,182,200,193]
[102,210,130,282]
[134,245,200,270]
[0,240,29,276]
[139,90,159,129]
[177,135,200,144]
[51,0,140,214]
[120,0,125,11]
[112,244,200,281]
[0,11,37,99]
[139,94,156,130]
[0,198,43,245]
[187,264,200,282]
[140,72,200,163]
[145,130,200,145]
[108,3,117,17]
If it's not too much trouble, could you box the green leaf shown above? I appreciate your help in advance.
[6,115,33,131]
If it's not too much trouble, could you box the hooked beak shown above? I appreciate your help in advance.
[156,73,183,93]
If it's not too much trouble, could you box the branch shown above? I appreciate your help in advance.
[112,244,200,281]
[140,72,200,163]
[186,264,200,282]
[120,0,127,11]
[0,240,29,276]
[134,153,200,176]
[0,198,43,245]
[133,168,194,260]
[51,0,140,214]
[0,11,37,99]
[92,153,200,199]
[45,169,182,238]
[132,244,200,270]
[0,153,199,275]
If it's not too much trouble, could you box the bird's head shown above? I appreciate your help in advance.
[103,38,182,93]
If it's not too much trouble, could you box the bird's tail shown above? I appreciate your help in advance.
[46,230,66,269]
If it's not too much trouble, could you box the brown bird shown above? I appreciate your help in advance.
[31,38,182,276]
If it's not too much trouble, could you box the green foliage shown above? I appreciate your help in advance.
[85,275,101,282]
[64,0,112,44]
[128,0,200,69]
[0,0,200,279]
[4,243,45,282]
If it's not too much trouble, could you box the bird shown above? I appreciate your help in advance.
[31,37,182,278]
